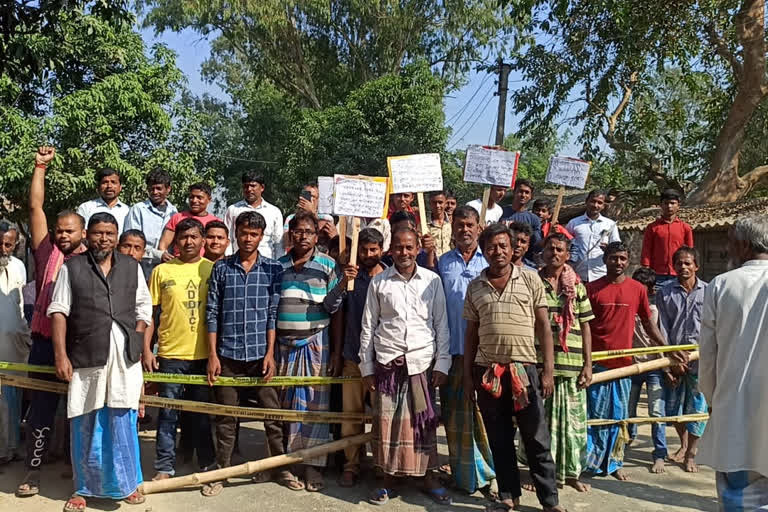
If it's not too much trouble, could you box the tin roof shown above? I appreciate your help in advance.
[619,197,768,231]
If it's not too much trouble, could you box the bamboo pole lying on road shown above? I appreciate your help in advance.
[591,351,699,385]
[140,432,373,495]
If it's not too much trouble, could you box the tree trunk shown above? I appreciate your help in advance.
[688,0,768,204]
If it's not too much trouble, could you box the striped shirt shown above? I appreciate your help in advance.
[463,265,547,365]
[277,249,344,340]
[205,253,283,361]
[540,277,594,377]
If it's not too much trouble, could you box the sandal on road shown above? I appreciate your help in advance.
[63,494,87,512]
[369,488,398,506]
[423,486,452,505]
[123,490,146,505]
[276,470,305,491]
[17,471,41,497]
[305,467,325,492]
[201,480,225,497]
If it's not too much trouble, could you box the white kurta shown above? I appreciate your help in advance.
[47,264,152,418]
[698,259,768,476]
[0,257,31,371]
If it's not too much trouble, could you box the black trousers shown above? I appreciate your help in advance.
[25,335,62,470]
[473,364,559,508]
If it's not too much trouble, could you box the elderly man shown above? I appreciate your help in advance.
[0,222,31,464]
[48,212,152,511]
[699,217,768,510]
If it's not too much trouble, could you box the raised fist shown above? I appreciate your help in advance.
[35,146,56,166]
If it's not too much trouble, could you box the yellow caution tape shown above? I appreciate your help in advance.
[592,344,698,361]
[0,373,371,424]
[0,362,359,386]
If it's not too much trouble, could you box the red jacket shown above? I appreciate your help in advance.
[640,217,694,275]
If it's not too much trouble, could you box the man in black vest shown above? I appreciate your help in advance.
[47,212,152,511]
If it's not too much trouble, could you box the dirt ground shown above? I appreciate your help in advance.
[0,404,719,512]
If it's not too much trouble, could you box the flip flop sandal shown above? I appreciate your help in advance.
[369,488,397,506]
[251,472,271,484]
[277,472,305,491]
[201,480,225,497]
[17,472,41,497]
[423,486,453,505]
[63,494,86,512]
[123,490,146,505]
[305,467,325,492]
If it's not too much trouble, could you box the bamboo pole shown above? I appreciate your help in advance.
[140,433,373,495]
[587,413,708,427]
[479,186,491,226]
[591,351,699,385]
[347,217,361,291]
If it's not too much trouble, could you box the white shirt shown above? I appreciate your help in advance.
[698,259,768,476]
[0,257,31,372]
[466,199,503,224]
[359,265,451,377]
[76,197,130,234]
[223,199,284,258]
[565,213,621,282]
[47,263,152,418]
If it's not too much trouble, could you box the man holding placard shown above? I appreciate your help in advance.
[566,190,621,283]
[467,185,506,225]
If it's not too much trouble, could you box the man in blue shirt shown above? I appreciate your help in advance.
[204,211,292,496]
[437,205,496,494]
[657,246,708,473]
[124,169,177,277]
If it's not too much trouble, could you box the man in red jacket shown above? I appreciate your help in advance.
[640,189,694,287]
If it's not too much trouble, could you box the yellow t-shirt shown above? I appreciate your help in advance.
[149,258,214,360]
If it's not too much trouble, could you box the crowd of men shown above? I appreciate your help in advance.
[0,145,767,511]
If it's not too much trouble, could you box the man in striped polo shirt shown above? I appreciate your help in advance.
[538,233,595,492]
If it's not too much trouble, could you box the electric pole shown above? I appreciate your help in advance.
[494,58,512,147]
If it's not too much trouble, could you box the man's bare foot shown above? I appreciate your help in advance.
[485,497,520,512]
[669,447,687,463]
[611,469,630,481]
[651,458,666,474]
[683,455,698,473]
[152,472,171,481]
[565,478,590,492]
[521,479,536,492]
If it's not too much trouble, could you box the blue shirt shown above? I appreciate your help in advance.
[565,213,621,282]
[500,208,542,265]
[124,199,178,278]
[206,253,283,361]
[438,246,488,355]
[657,277,707,373]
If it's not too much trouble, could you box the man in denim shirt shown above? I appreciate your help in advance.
[204,211,291,496]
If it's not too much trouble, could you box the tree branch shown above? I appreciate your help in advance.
[606,71,638,135]
[705,22,744,81]
[742,164,768,188]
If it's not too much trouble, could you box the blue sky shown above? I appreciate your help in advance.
[141,28,548,152]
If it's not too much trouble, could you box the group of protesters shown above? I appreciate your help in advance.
[0,145,767,512]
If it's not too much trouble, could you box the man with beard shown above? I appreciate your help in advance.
[0,222,31,464]
[124,169,177,277]
[17,146,87,497]
[223,172,284,258]
[331,228,387,487]
[144,218,216,482]
[437,206,496,494]
[204,221,230,262]
[360,227,451,505]
[276,210,354,491]
[464,223,564,512]
[657,246,707,473]
[699,217,768,509]
[585,242,672,481]
[77,168,130,234]
[48,212,152,511]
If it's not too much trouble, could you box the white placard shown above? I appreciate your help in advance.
[317,176,334,215]
[332,175,388,218]
[545,156,591,189]
[463,146,520,186]
[387,153,443,193]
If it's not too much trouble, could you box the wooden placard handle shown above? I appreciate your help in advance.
[480,186,491,226]
[347,217,361,291]
[416,192,429,236]
[338,215,347,261]
[552,186,565,226]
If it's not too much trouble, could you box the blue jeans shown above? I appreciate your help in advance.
[155,358,215,474]
[628,370,667,461]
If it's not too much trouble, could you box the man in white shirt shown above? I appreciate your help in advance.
[48,212,152,511]
[566,190,621,282]
[466,185,507,225]
[76,168,130,234]
[223,172,283,258]
[0,222,31,463]
[359,226,451,506]
[699,217,768,510]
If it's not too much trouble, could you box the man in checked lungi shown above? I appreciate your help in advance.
[359,226,452,506]
[436,205,496,494]
[48,212,152,511]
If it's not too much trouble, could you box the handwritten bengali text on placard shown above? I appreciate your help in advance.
[332,175,388,218]
[387,153,443,194]
[545,156,591,189]
[463,146,520,187]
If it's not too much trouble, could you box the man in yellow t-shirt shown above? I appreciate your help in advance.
[144,217,215,480]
